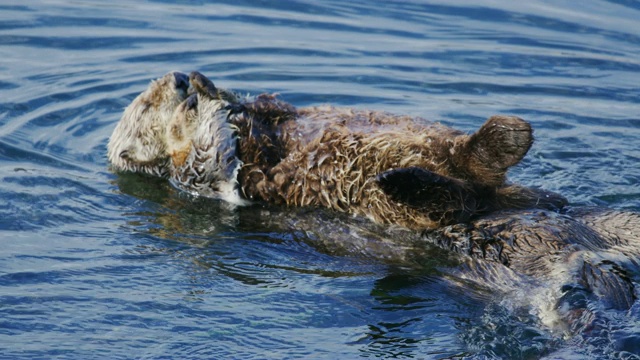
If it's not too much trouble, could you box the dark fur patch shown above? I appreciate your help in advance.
[376,167,477,223]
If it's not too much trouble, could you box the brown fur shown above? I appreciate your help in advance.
[427,208,640,315]
[110,71,566,230]
[235,106,463,229]
[182,72,565,229]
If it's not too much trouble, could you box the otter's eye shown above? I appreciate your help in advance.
[119,150,130,159]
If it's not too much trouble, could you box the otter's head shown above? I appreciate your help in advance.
[165,71,246,205]
[107,71,189,176]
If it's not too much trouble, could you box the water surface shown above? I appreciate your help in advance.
[1,1,639,359]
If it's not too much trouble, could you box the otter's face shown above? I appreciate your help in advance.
[107,71,189,176]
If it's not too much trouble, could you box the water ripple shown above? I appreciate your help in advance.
[1,0,639,358]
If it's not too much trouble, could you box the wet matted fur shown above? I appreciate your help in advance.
[108,71,566,229]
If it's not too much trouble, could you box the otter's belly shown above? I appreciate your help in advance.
[249,113,464,228]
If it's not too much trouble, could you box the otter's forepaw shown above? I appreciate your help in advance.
[173,72,189,94]
[189,71,218,99]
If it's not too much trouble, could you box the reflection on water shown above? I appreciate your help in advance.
[1,0,640,358]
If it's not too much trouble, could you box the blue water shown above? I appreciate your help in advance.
[1,0,639,359]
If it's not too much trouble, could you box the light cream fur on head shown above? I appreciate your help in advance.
[165,91,245,205]
[107,71,189,176]
[107,70,246,204]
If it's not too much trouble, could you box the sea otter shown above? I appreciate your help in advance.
[108,71,565,230]
[109,71,640,355]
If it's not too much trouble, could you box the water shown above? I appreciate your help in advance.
[1,0,639,358]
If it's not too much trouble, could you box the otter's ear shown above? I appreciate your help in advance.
[376,167,474,210]
[455,115,533,186]
[189,71,218,99]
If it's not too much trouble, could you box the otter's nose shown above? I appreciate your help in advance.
[173,72,189,92]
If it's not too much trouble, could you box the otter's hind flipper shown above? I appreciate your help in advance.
[376,167,477,224]
[454,115,533,186]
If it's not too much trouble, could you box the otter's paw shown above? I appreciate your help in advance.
[376,167,477,224]
[456,115,533,186]
[189,71,218,99]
